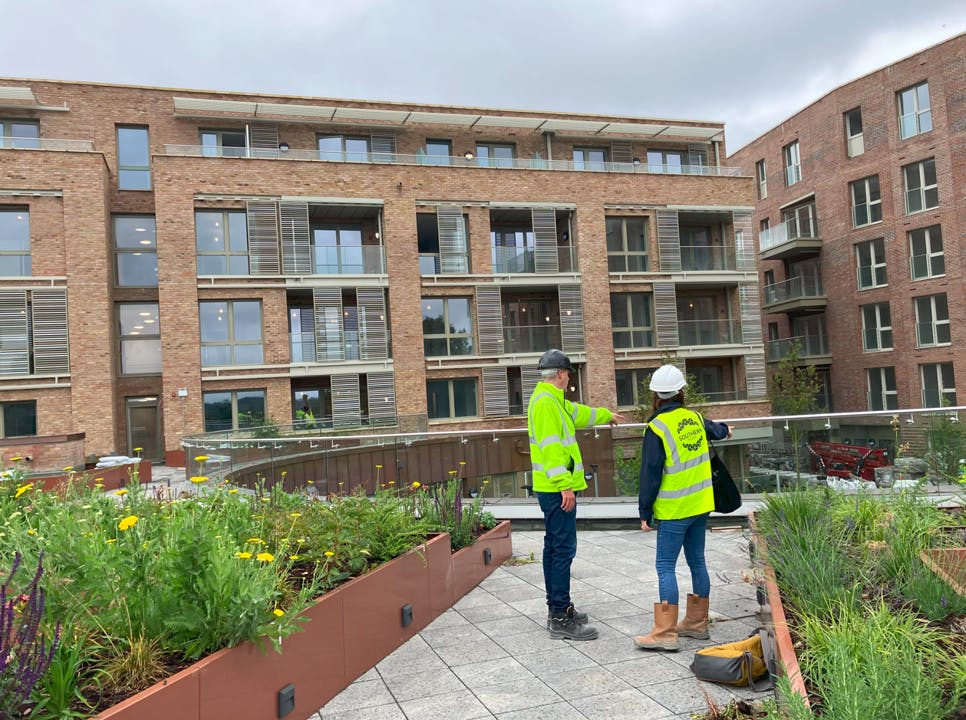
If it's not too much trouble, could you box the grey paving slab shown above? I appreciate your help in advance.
[450,655,537,689]
[494,701,588,720]
[641,676,737,716]
[419,620,492,649]
[316,678,395,714]
[539,665,635,700]
[380,667,466,703]
[316,703,406,720]
[397,689,495,720]
[433,634,510,665]
[569,687,676,719]
[474,614,546,639]
[514,644,600,679]
[474,676,563,714]
[604,651,697,688]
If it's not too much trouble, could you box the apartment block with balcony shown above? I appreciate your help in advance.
[0,78,769,466]
[730,32,966,429]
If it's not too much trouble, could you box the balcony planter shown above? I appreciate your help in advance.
[95,525,512,720]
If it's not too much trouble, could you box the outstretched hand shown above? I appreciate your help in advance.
[610,412,628,426]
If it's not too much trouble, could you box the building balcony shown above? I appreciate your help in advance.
[762,276,827,314]
[677,319,740,346]
[312,246,385,275]
[502,324,561,354]
[0,137,94,152]
[289,331,368,363]
[491,246,577,274]
[680,244,736,272]
[759,213,822,262]
[767,334,831,364]
[164,144,743,176]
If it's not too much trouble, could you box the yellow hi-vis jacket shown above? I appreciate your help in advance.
[527,381,614,493]
[648,407,715,520]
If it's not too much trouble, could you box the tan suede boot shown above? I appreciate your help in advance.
[676,593,710,639]
[633,601,679,651]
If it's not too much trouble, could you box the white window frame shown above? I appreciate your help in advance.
[914,293,950,348]
[866,367,897,411]
[783,141,801,186]
[920,362,955,408]
[898,81,932,140]
[861,302,892,352]
[755,159,767,199]
[903,158,938,214]
[855,238,887,290]
[909,225,944,280]
[844,108,864,157]
[850,175,881,227]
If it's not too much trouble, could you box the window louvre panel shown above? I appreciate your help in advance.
[657,211,681,271]
[0,290,29,375]
[31,289,69,374]
[279,202,311,274]
[367,371,397,425]
[481,366,510,417]
[733,210,755,271]
[246,201,280,275]
[531,208,559,273]
[437,205,468,274]
[558,284,585,353]
[370,131,396,163]
[331,373,361,428]
[745,352,768,399]
[521,367,542,408]
[356,288,388,360]
[610,141,633,164]
[739,283,762,344]
[653,282,679,346]
[313,288,345,361]
[249,123,279,158]
[475,286,503,355]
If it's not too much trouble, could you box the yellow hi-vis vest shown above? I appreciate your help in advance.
[648,407,714,520]
[527,381,613,493]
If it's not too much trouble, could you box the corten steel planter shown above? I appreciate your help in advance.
[920,547,966,598]
[36,460,152,493]
[95,524,513,720]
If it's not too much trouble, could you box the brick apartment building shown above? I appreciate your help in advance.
[729,32,966,444]
[0,78,770,468]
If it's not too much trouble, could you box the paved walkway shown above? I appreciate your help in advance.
[309,527,770,720]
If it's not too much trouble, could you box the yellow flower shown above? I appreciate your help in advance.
[14,483,33,499]
[449,470,457,476]
[256,552,275,563]
[247,537,264,544]
[106,538,117,544]
[194,455,210,462]
[273,608,285,617]
[118,515,139,531]
[412,481,421,488]
[228,488,238,494]
[235,551,252,559]
[114,489,128,496]
[9,456,23,462]
[289,512,302,519]
[288,554,300,561]
[307,479,314,484]
[459,461,466,466]
[281,471,287,477]
[388,480,395,485]
[324,551,335,558]
[63,466,74,472]
[27,528,37,536]
[376,464,383,469]
[190,476,208,484]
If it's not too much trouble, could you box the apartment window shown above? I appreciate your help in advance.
[426,378,477,419]
[844,108,864,157]
[118,303,161,375]
[422,297,474,356]
[855,238,886,289]
[0,207,30,276]
[201,129,247,157]
[610,293,654,349]
[203,389,266,432]
[615,368,654,407]
[647,149,684,174]
[114,216,157,287]
[903,158,938,214]
[850,175,881,227]
[861,302,892,352]
[909,225,944,280]
[116,126,151,190]
[313,226,364,274]
[867,367,897,411]
[0,120,40,149]
[199,300,263,366]
[898,81,932,139]
[759,218,770,234]
[605,217,648,272]
[0,401,36,437]
[424,139,451,166]
[476,143,514,168]
[318,134,370,162]
[755,159,767,199]
[781,202,816,239]
[914,293,950,347]
[572,147,606,171]
[783,141,801,186]
[921,362,955,408]
[196,210,249,275]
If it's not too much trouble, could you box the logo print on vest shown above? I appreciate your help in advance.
[677,416,704,453]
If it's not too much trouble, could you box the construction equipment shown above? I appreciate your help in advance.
[806,441,890,483]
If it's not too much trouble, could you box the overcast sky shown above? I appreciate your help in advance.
[4,0,966,151]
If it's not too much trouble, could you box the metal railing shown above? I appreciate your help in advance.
[502,324,561,353]
[677,319,740,346]
[312,245,385,275]
[763,275,824,305]
[0,137,94,152]
[680,244,735,271]
[759,211,819,251]
[164,145,744,176]
[491,245,577,273]
[288,330,381,363]
[767,334,829,361]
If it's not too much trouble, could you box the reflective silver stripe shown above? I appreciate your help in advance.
[649,417,681,465]
[560,436,577,448]
[665,451,710,474]
[570,404,580,422]
[573,461,584,473]
[539,435,561,449]
[657,477,713,499]
[544,464,569,477]
[587,408,597,426]
[532,462,543,472]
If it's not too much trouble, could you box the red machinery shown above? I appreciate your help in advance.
[807,441,891,482]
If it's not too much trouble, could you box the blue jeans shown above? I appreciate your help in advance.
[537,491,577,615]
[655,513,710,605]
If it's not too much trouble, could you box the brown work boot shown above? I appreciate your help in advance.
[676,593,710,639]
[634,601,679,651]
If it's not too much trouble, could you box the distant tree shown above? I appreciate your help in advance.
[631,351,710,423]
[770,340,822,482]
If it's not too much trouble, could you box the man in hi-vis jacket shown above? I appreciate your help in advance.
[528,349,625,640]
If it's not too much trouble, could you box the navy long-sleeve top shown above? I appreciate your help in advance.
[638,402,730,523]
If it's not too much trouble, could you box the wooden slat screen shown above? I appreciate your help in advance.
[0,290,29,375]
[356,287,388,360]
[733,210,756,271]
[313,288,345,362]
[331,373,362,428]
[437,205,468,274]
[250,123,279,158]
[653,282,679,346]
[558,284,585,353]
[521,367,543,409]
[370,132,396,163]
[30,289,69,375]
[481,366,510,417]
[531,208,559,273]
[657,210,681,272]
[739,283,763,344]
[246,201,281,275]
[475,285,503,355]
[280,201,312,274]
[745,352,768,399]
[367,371,397,425]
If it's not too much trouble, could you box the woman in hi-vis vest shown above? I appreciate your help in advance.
[634,364,731,652]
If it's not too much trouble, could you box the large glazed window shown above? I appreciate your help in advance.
[0,207,30,276]
[318,135,370,162]
[117,126,151,190]
[914,293,950,347]
[783,141,801,186]
[422,297,474,357]
[861,302,892,352]
[114,216,157,287]
[855,238,886,290]
[199,300,264,366]
[0,120,39,149]
[201,129,247,157]
[0,401,36,437]
[610,293,654,349]
[909,225,944,280]
[850,175,881,227]
[866,367,897,411]
[898,81,931,139]
[203,389,266,431]
[427,378,477,419]
[118,303,161,374]
[920,362,955,408]
[196,210,249,275]
[606,217,648,272]
[903,158,938,214]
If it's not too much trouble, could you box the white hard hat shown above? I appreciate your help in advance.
[649,364,686,397]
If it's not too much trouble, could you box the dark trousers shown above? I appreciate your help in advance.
[537,491,577,615]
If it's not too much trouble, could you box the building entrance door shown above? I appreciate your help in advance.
[126,396,161,461]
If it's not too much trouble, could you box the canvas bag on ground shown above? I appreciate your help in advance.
[690,629,773,690]
[709,442,741,513]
